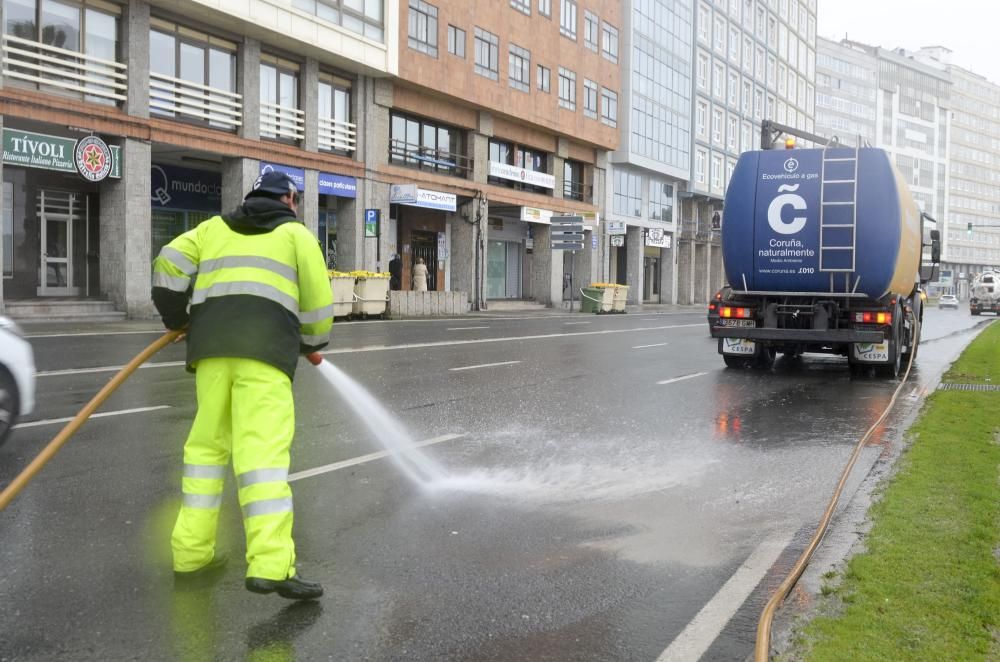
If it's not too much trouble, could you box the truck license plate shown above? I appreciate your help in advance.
[719,319,756,327]
[722,338,756,355]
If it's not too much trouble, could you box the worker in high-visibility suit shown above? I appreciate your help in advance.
[152,170,332,600]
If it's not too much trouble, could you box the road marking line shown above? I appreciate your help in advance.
[657,372,707,385]
[446,326,490,331]
[37,361,186,377]
[633,342,668,349]
[36,323,705,377]
[13,405,172,429]
[564,321,591,325]
[449,360,521,372]
[289,433,465,482]
[27,329,164,339]
[656,532,794,662]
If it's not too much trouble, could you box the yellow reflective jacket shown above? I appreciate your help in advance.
[151,197,333,379]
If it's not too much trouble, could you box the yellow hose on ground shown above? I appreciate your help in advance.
[0,329,183,512]
[754,328,918,661]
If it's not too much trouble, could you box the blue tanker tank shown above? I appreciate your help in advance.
[722,147,922,300]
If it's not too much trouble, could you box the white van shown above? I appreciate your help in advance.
[0,316,36,445]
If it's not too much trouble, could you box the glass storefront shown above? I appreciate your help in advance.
[486,240,522,299]
[150,163,222,258]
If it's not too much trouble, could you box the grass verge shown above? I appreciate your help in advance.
[786,320,1000,661]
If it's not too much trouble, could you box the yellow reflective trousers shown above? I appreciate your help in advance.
[172,357,297,580]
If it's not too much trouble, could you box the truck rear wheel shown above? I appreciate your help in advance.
[753,346,776,370]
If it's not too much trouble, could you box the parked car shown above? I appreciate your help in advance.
[707,285,732,330]
[938,294,959,310]
[0,316,36,445]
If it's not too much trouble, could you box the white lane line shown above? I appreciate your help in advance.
[633,342,669,349]
[37,361,186,377]
[289,433,465,482]
[449,360,522,372]
[564,321,591,325]
[13,405,172,429]
[447,326,490,331]
[27,329,165,339]
[37,323,705,377]
[657,372,707,385]
[656,532,794,662]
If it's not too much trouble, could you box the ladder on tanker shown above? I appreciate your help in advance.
[818,148,859,284]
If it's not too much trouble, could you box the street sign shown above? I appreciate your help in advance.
[550,215,585,250]
[611,235,625,247]
[364,209,380,237]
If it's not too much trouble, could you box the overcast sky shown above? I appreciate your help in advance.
[817,0,1000,84]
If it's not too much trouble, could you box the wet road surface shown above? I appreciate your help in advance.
[0,308,992,661]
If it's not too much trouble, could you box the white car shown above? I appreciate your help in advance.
[0,316,35,445]
[938,294,959,310]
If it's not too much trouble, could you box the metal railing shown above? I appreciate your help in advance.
[563,180,592,202]
[318,116,356,153]
[1,33,126,103]
[260,101,303,141]
[389,139,473,178]
[149,71,242,129]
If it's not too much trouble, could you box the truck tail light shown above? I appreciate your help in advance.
[853,311,892,325]
[721,307,752,318]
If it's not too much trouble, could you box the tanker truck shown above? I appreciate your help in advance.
[710,122,941,378]
[969,271,999,315]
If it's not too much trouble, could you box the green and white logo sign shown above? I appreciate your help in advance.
[2,129,120,180]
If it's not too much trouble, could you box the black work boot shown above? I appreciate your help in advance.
[246,574,324,600]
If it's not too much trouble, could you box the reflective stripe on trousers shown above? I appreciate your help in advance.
[171,357,297,580]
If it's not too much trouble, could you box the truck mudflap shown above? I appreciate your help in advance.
[711,327,885,343]
[851,340,892,363]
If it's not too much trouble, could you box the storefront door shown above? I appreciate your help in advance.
[38,190,86,296]
[411,230,437,291]
[643,256,660,302]
[486,240,522,299]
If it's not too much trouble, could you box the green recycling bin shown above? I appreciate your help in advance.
[580,287,613,313]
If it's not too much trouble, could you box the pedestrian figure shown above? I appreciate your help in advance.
[412,257,429,292]
[152,170,333,600]
[388,253,402,291]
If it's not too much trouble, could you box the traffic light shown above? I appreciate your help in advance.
[967,222,973,238]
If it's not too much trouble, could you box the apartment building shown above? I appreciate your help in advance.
[685,0,817,304]
[813,36,876,146]
[391,0,621,307]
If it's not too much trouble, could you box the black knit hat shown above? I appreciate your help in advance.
[247,170,298,199]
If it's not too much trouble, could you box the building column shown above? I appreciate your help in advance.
[238,38,261,141]
[677,239,694,304]
[694,242,709,304]
[303,169,319,235]
[529,225,561,306]
[473,112,492,184]
[625,225,643,305]
[101,138,153,317]
[709,242,724,295]
[124,0,150,118]
[660,240,676,304]
[222,158,258,213]
[453,197,486,308]
[302,58,319,153]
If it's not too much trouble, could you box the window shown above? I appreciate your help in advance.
[474,27,499,80]
[583,10,598,50]
[741,121,751,153]
[260,54,300,141]
[291,0,384,42]
[729,26,739,62]
[601,22,618,62]
[713,62,724,98]
[508,43,530,92]
[698,3,710,42]
[558,67,576,110]
[696,149,707,185]
[741,79,751,114]
[149,18,238,129]
[696,100,708,138]
[5,0,122,105]
[712,108,722,144]
[560,0,576,39]
[712,154,723,189]
[489,139,550,194]
[649,179,674,221]
[447,25,465,57]
[697,52,709,89]
[537,64,551,92]
[727,116,737,151]
[318,72,353,152]
[390,111,466,177]
[510,0,530,14]
[728,71,738,105]
[538,0,550,16]
[564,160,585,201]
[713,16,724,52]
[613,170,642,217]
[583,79,598,118]
[407,0,437,56]
[600,87,617,127]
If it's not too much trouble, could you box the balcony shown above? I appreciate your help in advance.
[260,102,303,142]
[150,72,242,129]
[563,180,592,203]
[318,116,356,153]
[1,33,126,104]
[389,139,473,179]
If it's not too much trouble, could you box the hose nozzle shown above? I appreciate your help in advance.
[306,352,324,366]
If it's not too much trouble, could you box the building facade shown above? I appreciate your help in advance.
[1,0,621,317]
[813,36,876,146]
[606,0,692,305]
[685,0,817,303]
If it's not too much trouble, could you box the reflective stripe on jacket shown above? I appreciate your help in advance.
[152,210,333,379]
